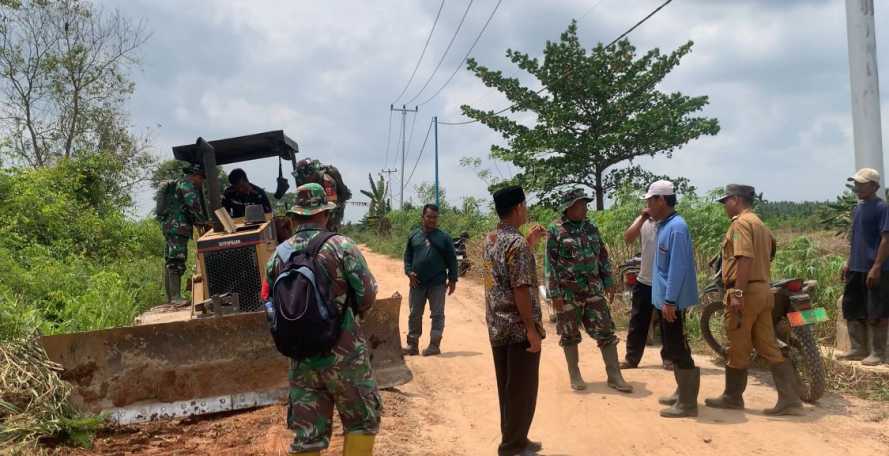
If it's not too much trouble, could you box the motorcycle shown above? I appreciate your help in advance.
[699,255,827,403]
[454,232,471,277]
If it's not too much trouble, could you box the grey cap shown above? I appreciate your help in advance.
[717,184,756,203]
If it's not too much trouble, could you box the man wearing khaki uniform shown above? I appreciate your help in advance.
[705,184,804,416]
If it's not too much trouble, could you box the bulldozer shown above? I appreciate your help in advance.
[38,131,412,425]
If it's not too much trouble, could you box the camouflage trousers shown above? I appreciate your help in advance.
[164,234,189,274]
[287,341,382,452]
[556,295,618,348]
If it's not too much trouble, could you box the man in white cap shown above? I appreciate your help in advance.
[642,181,701,417]
[838,168,889,366]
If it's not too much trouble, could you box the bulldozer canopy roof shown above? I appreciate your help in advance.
[172,130,298,165]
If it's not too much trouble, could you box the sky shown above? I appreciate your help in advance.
[108,0,889,220]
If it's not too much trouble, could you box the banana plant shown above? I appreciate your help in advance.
[360,173,390,223]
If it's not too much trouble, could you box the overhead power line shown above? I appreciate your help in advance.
[405,118,435,188]
[438,0,673,127]
[417,0,503,107]
[404,0,475,106]
[390,0,445,105]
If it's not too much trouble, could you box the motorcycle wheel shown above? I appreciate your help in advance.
[785,324,826,403]
[700,294,728,358]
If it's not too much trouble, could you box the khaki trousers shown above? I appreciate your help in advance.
[724,282,783,369]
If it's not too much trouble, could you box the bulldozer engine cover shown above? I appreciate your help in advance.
[40,295,411,425]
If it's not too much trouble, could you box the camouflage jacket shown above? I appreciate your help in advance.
[266,224,378,366]
[162,178,208,237]
[545,217,614,301]
[482,223,544,347]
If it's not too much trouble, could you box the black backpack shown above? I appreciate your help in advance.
[266,231,339,360]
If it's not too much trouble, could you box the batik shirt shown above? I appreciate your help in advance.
[483,223,543,347]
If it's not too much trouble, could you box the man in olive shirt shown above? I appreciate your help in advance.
[705,184,804,416]
[403,204,459,356]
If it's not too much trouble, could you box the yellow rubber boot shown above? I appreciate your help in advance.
[343,433,376,456]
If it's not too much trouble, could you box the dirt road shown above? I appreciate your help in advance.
[78,247,889,455]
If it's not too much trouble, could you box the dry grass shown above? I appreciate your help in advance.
[0,336,103,452]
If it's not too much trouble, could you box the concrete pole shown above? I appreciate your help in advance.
[434,116,440,208]
[845,0,884,175]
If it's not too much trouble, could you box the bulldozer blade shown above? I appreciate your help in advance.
[361,293,413,388]
[39,294,412,425]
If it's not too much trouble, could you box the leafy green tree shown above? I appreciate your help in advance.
[0,0,151,189]
[461,21,720,210]
[360,173,390,218]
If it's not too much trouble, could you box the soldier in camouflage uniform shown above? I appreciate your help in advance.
[293,159,352,232]
[546,188,633,393]
[161,163,208,305]
[267,183,380,456]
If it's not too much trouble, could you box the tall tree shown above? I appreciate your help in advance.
[0,0,151,185]
[461,21,720,210]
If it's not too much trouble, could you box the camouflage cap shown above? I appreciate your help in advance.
[287,183,337,216]
[559,188,593,212]
[182,162,205,176]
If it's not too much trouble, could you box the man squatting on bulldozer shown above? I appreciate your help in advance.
[838,168,889,366]
[158,163,208,305]
[222,168,272,218]
[546,188,632,393]
[402,203,459,357]
[267,183,381,455]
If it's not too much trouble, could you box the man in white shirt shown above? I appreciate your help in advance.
[620,182,673,371]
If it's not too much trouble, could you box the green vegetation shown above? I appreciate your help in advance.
[348,186,846,347]
[0,156,166,341]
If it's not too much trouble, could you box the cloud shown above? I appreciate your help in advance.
[104,0,888,220]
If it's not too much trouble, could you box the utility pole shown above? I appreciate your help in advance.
[433,116,440,207]
[391,104,418,209]
[381,167,397,209]
[845,0,884,174]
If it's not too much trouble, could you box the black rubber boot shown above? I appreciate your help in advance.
[658,369,678,406]
[862,320,888,366]
[837,319,868,361]
[402,337,419,356]
[164,267,186,305]
[704,367,747,410]
[422,336,442,356]
[763,360,805,416]
[660,367,700,418]
[600,342,633,393]
[563,345,586,391]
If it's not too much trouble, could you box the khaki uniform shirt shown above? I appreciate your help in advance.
[721,210,776,286]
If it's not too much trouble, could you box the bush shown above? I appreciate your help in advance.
[0,159,166,340]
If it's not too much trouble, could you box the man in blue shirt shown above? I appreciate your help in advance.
[644,181,700,418]
[839,168,889,366]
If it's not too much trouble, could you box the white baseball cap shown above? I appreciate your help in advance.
[848,168,881,185]
[643,180,675,200]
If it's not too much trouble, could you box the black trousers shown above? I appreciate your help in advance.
[492,341,540,456]
[625,283,665,366]
[843,271,889,320]
[657,309,695,370]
